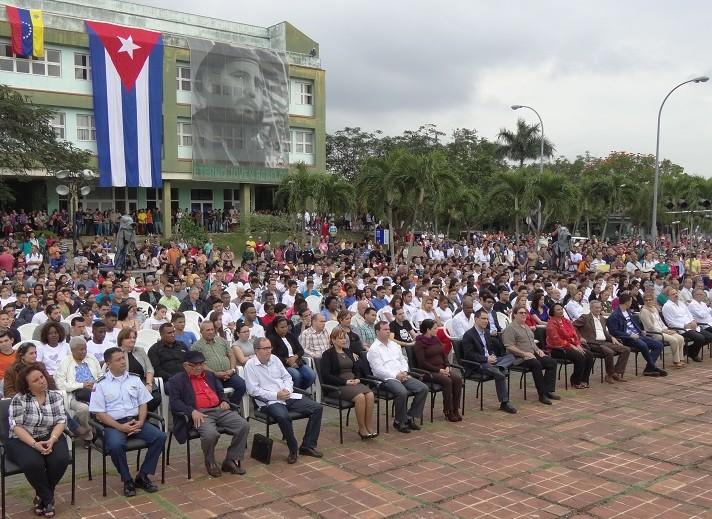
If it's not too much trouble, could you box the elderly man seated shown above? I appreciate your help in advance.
[662,288,709,362]
[54,336,102,443]
[688,288,712,328]
[192,320,246,405]
[244,337,323,464]
[168,350,249,477]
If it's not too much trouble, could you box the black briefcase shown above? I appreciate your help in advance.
[250,433,273,464]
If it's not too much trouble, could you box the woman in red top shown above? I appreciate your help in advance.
[546,303,594,389]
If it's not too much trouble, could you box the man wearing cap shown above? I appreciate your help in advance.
[168,350,249,477]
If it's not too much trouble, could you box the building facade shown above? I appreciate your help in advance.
[0,0,325,231]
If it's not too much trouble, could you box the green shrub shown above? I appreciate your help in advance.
[175,216,208,246]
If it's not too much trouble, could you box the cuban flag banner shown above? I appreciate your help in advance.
[85,20,163,187]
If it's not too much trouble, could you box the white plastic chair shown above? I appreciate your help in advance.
[182,311,203,326]
[137,301,155,317]
[184,321,201,339]
[496,312,511,331]
[18,323,38,342]
[324,320,339,335]
[226,284,238,300]
[14,339,42,350]
[137,329,161,350]
[305,295,322,314]
[443,318,455,339]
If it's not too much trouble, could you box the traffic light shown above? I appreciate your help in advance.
[679,199,689,210]
[700,198,712,209]
[665,199,674,210]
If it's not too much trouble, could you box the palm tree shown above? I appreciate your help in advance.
[497,118,555,167]
[312,173,355,216]
[356,149,412,261]
[275,163,316,232]
[527,171,577,232]
[488,170,530,237]
[400,150,460,231]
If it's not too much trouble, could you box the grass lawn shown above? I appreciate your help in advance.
[210,229,370,253]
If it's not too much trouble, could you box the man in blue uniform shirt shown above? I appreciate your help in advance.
[89,347,167,497]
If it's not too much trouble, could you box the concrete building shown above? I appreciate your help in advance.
[0,0,325,232]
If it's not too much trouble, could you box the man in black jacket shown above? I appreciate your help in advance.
[178,287,208,316]
[168,351,249,477]
[461,309,517,414]
[147,323,189,382]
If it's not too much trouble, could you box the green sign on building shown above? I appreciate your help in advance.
[194,164,288,184]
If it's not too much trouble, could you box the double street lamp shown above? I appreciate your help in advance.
[55,168,97,233]
[650,76,708,241]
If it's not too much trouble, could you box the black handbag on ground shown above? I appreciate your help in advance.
[250,433,273,464]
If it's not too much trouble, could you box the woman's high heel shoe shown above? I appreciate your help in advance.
[358,431,371,440]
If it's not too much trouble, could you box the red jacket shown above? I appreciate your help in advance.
[546,316,580,349]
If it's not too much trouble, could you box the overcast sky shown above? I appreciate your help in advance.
[141,0,712,176]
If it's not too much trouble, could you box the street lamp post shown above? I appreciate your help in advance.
[650,76,708,242]
[55,168,97,243]
[511,104,545,235]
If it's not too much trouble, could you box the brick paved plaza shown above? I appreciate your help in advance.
[6,360,712,518]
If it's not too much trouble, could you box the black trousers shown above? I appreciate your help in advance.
[550,347,594,385]
[683,329,712,359]
[7,435,70,505]
[518,355,557,397]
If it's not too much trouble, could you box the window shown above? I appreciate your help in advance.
[177,121,192,146]
[146,188,163,210]
[224,189,241,210]
[0,43,61,76]
[296,80,313,105]
[292,129,314,154]
[50,112,66,140]
[176,65,191,91]
[200,125,242,151]
[74,53,91,80]
[76,114,96,141]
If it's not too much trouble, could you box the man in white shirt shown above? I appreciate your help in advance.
[688,289,712,327]
[449,298,475,338]
[662,289,709,362]
[239,303,265,340]
[679,278,695,304]
[244,337,323,464]
[366,322,428,433]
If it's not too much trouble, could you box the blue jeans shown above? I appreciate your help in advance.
[220,373,246,405]
[103,419,166,482]
[622,335,663,370]
[287,364,316,390]
[261,398,323,453]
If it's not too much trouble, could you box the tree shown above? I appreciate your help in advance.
[326,127,384,182]
[488,170,530,237]
[497,118,555,168]
[0,85,92,188]
[312,173,355,216]
[402,150,460,232]
[275,163,317,232]
[527,171,577,232]
[356,149,412,261]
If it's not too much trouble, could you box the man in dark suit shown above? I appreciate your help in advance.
[461,309,517,413]
[481,294,504,354]
[168,350,249,477]
[139,279,162,308]
[573,300,630,383]
[178,287,208,316]
[607,293,666,377]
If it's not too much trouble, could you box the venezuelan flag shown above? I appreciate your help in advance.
[5,5,44,58]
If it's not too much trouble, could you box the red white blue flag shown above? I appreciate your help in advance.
[85,20,163,187]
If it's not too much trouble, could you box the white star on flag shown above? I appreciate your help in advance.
[117,35,141,59]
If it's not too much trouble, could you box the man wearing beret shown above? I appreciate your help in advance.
[168,350,250,477]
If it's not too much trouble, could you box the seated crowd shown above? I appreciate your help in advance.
[2,228,712,516]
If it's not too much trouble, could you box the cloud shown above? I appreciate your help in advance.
[139,0,712,175]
